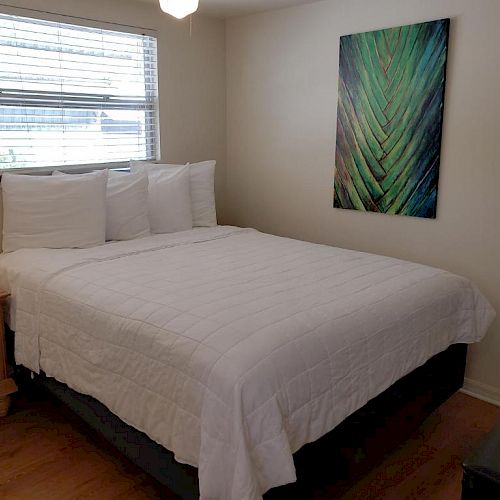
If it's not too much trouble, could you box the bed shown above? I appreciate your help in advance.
[0,225,495,500]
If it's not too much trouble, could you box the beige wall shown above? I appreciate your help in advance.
[2,0,499,401]
[226,0,500,401]
[0,0,227,220]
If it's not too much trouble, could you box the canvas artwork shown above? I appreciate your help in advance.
[333,19,450,218]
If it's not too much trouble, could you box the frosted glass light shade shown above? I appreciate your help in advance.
[159,0,199,19]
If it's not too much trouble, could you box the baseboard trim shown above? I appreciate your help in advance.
[460,378,500,407]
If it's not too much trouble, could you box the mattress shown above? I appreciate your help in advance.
[0,226,495,500]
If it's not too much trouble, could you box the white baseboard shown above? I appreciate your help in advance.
[460,378,500,407]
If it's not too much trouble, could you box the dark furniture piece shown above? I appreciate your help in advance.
[0,292,17,417]
[10,323,467,499]
[462,419,500,499]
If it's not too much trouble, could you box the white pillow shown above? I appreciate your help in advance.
[147,165,193,234]
[2,171,107,252]
[130,160,185,171]
[106,171,150,240]
[131,160,217,227]
[54,170,150,241]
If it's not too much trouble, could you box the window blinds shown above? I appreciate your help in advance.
[0,12,158,170]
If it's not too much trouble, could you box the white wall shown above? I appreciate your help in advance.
[0,0,228,220]
[226,0,500,401]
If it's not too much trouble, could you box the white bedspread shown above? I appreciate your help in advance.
[0,226,495,499]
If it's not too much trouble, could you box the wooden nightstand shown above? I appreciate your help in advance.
[0,290,17,417]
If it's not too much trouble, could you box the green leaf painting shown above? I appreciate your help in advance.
[333,19,450,218]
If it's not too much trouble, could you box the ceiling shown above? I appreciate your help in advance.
[143,0,321,18]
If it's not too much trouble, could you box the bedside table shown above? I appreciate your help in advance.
[0,290,17,417]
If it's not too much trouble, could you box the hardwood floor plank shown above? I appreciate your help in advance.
[0,391,498,499]
[337,393,500,500]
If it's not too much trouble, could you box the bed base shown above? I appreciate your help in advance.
[13,339,467,499]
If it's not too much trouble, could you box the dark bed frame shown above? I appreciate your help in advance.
[7,325,467,499]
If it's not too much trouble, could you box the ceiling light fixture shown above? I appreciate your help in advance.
[159,0,199,19]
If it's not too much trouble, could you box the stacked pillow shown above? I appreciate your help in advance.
[1,160,217,253]
[53,169,151,242]
[130,160,218,230]
[2,170,108,253]
[131,164,193,234]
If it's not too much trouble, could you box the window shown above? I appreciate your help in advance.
[0,12,158,170]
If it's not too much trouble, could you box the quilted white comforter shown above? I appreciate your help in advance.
[0,226,495,499]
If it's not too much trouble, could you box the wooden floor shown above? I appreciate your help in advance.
[0,391,498,500]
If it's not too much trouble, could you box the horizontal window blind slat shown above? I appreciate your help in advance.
[0,115,156,120]
[1,137,156,143]
[1,152,153,158]
[0,85,156,97]
[1,151,153,156]
[0,127,156,132]
[0,103,155,111]
[0,119,157,125]
[0,18,155,43]
[1,134,156,139]
[0,59,157,77]
[0,142,153,148]
[0,86,156,96]
[0,24,157,47]
[0,151,154,155]
[0,119,157,124]
[0,109,157,117]
[3,59,156,72]
[1,161,152,169]
[0,155,152,161]
[0,91,156,104]
[0,15,155,40]
[1,145,153,151]
[0,39,158,57]
[0,88,155,100]
[0,45,157,64]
